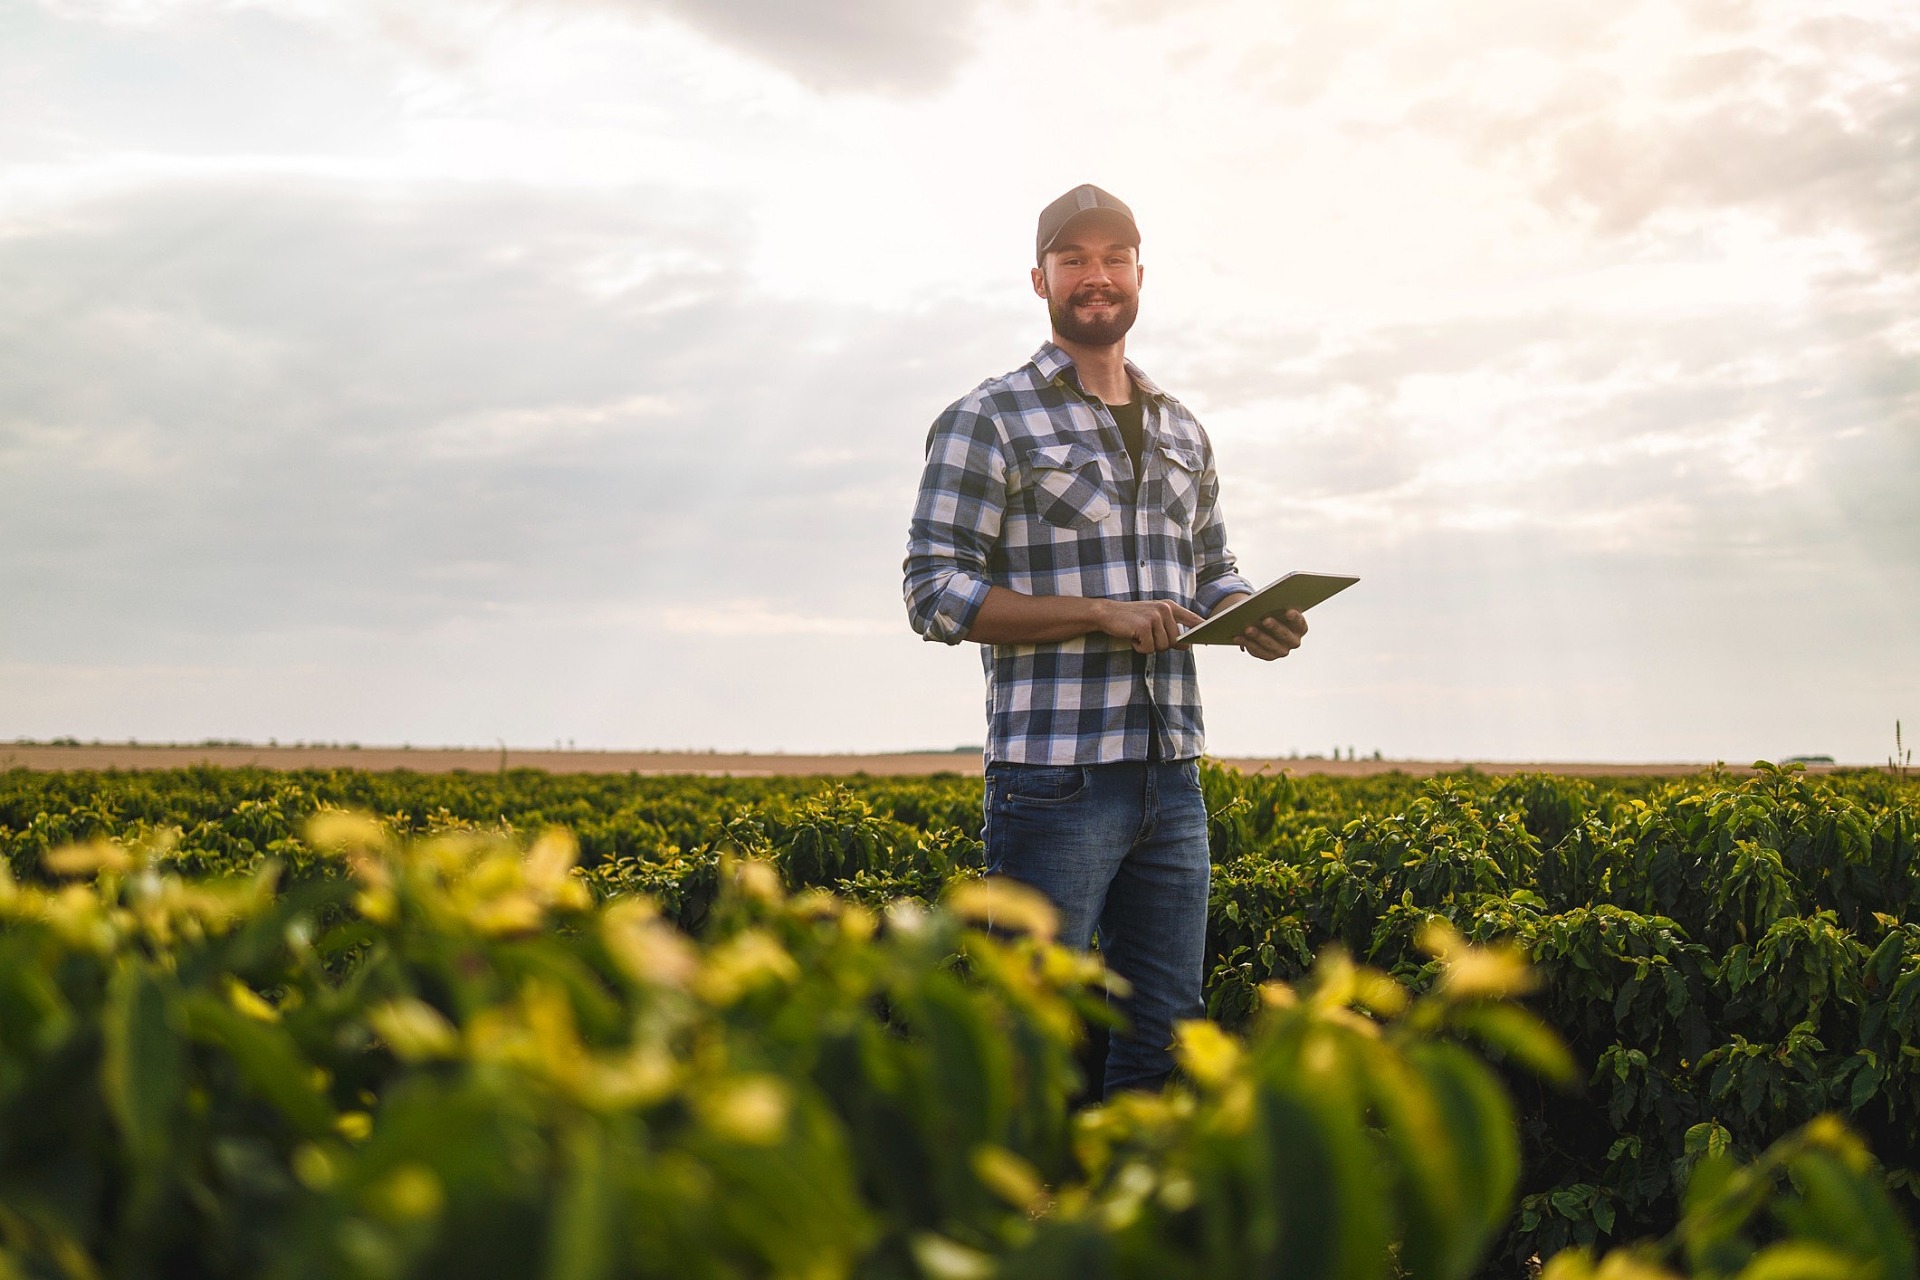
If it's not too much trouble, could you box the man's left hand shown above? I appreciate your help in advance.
[1238,609,1306,660]
[1213,594,1307,661]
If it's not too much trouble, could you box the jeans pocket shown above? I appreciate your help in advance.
[995,765,1091,807]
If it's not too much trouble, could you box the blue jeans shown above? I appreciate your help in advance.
[982,758,1211,1096]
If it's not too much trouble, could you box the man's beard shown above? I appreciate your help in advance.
[1049,289,1138,347]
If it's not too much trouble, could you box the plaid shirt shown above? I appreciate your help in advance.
[903,341,1254,765]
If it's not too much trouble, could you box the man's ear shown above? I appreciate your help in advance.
[1030,264,1049,299]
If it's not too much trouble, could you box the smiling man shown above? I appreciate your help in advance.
[902,183,1308,1096]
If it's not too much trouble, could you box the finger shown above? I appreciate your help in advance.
[1258,617,1303,647]
[1286,609,1308,636]
[1171,603,1207,628]
[1244,633,1289,661]
[1163,602,1192,650]
[1155,612,1179,651]
[1245,621,1296,648]
[1259,612,1303,640]
[1145,612,1170,652]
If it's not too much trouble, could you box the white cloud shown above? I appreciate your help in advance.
[0,173,1023,651]
[25,0,991,91]
[658,602,894,637]
[412,394,678,460]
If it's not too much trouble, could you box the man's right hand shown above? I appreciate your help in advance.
[1092,599,1207,654]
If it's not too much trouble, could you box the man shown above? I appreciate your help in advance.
[902,183,1307,1096]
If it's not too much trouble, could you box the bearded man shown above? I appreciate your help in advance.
[902,184,1309,1096]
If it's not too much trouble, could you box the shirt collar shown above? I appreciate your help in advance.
[1029,340,1167,403]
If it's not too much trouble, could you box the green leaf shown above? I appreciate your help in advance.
[1366,1052,1462,1280]
[545,1122,615,1280]
[1372,1042,1517,1280]
[1253,1086,1389,1280]
[1448,1004,1577,1086]
[1685,1123,1729,1158]
[1848,1062,1883,1112]
[181,993,334,1137]
[1726,946,1753,994]
[1420,1043,1519,1241]
[104,961,183,1169]
[1734,1242,1869,1280]
[912,1234,997,1280]
[916,973,1010,1159]
[1774,1149,1917,1280]
[1680,1155,1765,1278]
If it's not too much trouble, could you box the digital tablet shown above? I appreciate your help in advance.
[1176,571,1359,645]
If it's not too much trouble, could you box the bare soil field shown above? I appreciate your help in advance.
[0,743,1828,778]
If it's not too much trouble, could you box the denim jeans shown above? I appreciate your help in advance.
[982,758,1211,1096]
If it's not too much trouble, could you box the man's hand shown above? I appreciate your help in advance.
[1214,593,1308,661]
[1092,599,1207,654]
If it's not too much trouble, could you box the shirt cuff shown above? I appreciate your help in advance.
[921,572,993,645]
[1196,573,1257,617]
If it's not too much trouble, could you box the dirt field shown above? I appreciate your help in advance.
[0,743,1820,778]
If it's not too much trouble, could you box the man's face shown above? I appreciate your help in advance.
[1031,218,1142,348]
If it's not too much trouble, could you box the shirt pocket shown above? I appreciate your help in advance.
[1156,439,1203,527]
[1025,442,1113,530]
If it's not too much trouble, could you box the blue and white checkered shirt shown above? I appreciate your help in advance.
[904,342,1255,765]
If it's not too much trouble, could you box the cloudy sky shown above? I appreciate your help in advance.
[2,0,1915,763]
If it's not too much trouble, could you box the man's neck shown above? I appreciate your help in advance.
[1051,333,1132,404]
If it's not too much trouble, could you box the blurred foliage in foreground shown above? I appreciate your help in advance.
[0,815,1914,1280]
[4,761,1920,1270]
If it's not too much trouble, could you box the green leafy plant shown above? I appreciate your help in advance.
[1547,1115,1915,1280]
[6,759,1920,1271]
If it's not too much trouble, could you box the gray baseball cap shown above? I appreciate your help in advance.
[1035,184,1139,262]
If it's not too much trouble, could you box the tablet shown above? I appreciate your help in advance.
[1176,571,1359,645]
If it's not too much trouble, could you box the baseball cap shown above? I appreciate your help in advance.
[1035,184,1139,262]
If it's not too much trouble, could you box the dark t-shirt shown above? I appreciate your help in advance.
[1106,393,1145,498]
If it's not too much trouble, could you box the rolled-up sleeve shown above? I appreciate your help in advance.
[903,404,1006,645]
[1191,436,1255,616]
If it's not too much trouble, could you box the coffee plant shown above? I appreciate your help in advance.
[3,759,1917,1276]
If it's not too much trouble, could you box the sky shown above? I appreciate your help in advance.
[1,0,1915,763]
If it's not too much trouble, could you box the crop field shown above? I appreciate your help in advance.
[2,761,1917,1279]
